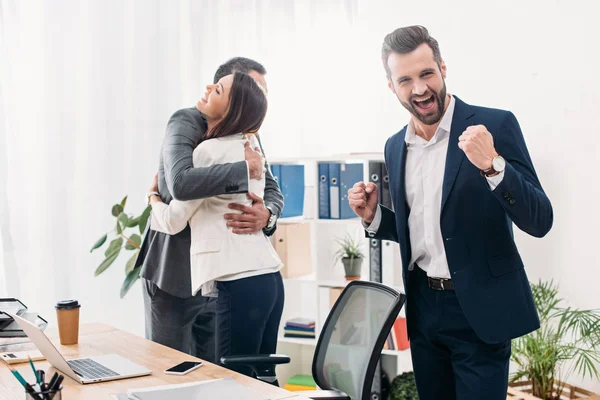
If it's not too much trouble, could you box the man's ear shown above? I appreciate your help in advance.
[440,60,447,79]
[387,79,395,93]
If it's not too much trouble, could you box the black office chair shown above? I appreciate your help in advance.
[221,281,406,400]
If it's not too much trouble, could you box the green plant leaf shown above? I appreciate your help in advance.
[117,212,130,227]
[116,220,123,234]
[125,234,142,250]
[120,195,128,208]
[120,266,142,298]
[111,204,124,217]
[104,237,123,257]
[126,217,139,228]
[125,251,139,274]
[90,234,107,253]
[95,248,120,276]
[138,205,151,234]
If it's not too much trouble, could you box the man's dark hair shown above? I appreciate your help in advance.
[207,72,268,139]
[381,25,443,79]
[213,57,267,84]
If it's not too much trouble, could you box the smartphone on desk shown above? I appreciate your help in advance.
[164,361,203,375]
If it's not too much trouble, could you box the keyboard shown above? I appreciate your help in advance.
[67,358,120,380]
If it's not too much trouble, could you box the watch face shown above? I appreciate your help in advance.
[493,156,506,172]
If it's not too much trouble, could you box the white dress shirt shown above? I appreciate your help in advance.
[366,95,503,278]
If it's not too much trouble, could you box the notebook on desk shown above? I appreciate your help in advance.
[113,378,270,400]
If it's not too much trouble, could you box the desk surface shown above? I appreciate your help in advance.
[0,323,311,400]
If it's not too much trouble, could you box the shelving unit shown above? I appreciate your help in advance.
[269,153,411,387]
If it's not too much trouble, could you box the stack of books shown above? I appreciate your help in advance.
[284,374,317,391]
[283,318,316,339]
[383,317,410,351]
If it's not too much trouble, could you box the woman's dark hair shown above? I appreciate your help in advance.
[206,72,268,139]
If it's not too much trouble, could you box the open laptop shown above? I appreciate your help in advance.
[6,312,152,384]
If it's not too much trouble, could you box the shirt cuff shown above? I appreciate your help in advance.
[362,205,382,234]
[486,170,505,191]
[245,160,250,187]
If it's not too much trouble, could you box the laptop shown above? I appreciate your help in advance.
[6,312,152,384]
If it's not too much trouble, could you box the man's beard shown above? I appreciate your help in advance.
[400,83,447,126]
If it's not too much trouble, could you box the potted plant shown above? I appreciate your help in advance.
[509,280,600,400]
[390,371,418,400]
[334,233,364,281]
[89,196,151,298]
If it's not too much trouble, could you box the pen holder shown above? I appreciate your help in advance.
[26,387,62,400]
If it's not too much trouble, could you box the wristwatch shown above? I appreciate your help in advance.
[265,205,277,230]
[481,155,506,177]
[146,191,160,205]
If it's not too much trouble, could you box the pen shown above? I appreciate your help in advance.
[28,356,40,384]
[49,374,64,392]
[47,372,58,390]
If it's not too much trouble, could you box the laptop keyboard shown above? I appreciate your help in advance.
[67,358,120,380]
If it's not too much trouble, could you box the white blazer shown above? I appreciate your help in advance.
[150,133,283,296]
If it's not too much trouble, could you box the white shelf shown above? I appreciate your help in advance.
[278,336,318,346]
[270,153,384,164]
[278,336,412,360]
[382,348,411,357]
[278,217,361,225]
[284,274,372,289]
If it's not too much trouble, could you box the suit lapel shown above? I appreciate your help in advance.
[441,96,475,213]
[395,134,408,228]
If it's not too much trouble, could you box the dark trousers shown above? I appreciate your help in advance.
[142,278,216,363]
[215,272,285,378]
[407,267,511,400]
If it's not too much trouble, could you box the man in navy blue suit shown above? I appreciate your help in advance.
[348,26,553,400]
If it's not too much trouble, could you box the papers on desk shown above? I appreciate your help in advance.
[112,378,271,400]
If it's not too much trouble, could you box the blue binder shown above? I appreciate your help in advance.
[340,163,364,219]
[318,163,330,219]
[328,163,341,219]
[271,164,281,188]
[278,165,304,218]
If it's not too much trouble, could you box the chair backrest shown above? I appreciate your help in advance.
[312,281,405,400]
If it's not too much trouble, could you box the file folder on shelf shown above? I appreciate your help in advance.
[339,163,364,219]
[272,164,305,218]
[318,163,330,219]
[328,163,340,219]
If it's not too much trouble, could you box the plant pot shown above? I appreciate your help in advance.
[341,257,362,280]
[508,380,599,400]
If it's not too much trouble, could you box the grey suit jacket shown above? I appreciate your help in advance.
[136,107,284,298]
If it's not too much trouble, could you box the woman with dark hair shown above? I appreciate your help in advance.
[147,72,284,378]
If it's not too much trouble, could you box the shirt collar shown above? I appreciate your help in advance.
[405,95,456,146]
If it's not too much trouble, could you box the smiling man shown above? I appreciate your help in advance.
[348,26,553,399]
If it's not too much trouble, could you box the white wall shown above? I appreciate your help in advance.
[1,0,598,393]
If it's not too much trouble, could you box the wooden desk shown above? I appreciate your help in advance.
[0,323,311,399]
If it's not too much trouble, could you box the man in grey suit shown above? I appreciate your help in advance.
[134,57,284,363]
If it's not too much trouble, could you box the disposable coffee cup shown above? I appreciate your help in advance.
[55,300,80,345]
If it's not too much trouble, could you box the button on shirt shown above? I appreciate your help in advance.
[366,95,503,278]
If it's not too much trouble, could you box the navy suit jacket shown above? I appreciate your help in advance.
[372,96,553,344]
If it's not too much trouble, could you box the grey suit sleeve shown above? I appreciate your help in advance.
[163,109,249,201]
[256,136,284,236]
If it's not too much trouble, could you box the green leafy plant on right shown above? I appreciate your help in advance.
[390,371,419,400]
[89,196,151,298]
[510,280,600,399]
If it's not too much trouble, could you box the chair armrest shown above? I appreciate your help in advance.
[220,354,290,366]
[299,390,350,400]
